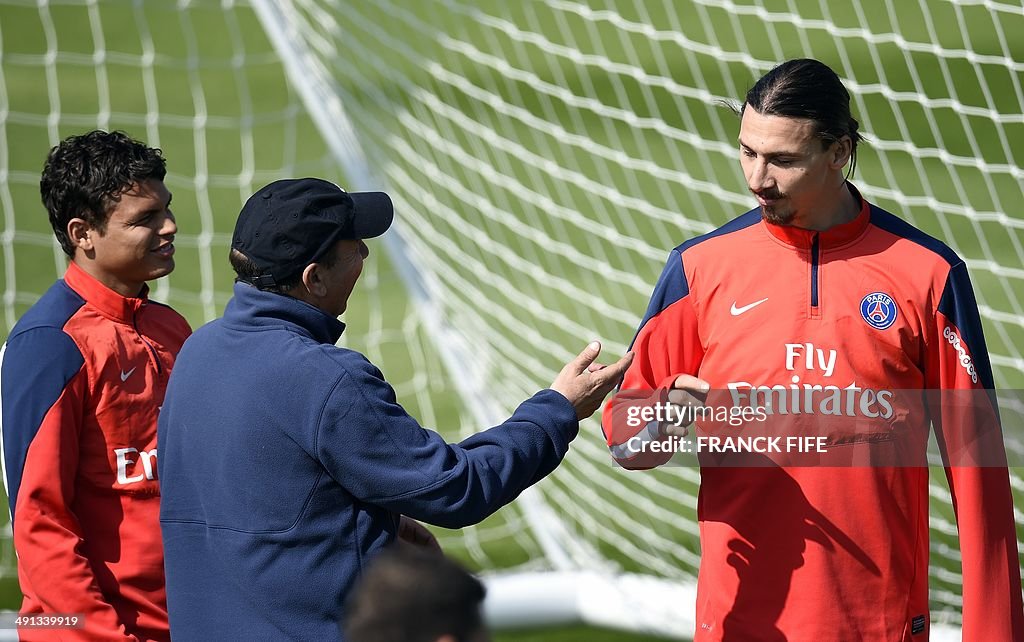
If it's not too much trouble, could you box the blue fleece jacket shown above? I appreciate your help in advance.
[157,283,578,641]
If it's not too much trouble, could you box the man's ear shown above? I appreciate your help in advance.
[831,136,852,170]
[67,218,95,252]
[301,263,327,298]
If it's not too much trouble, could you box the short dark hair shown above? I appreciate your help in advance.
[229,244,341,295]
[743,58,865,176]
[344,548,488,642]
[40,130,167,257]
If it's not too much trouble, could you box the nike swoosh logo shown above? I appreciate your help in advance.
[730,298,769,316]
[120,367,137,382]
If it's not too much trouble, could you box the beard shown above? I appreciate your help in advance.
[760,203,795,225]
[755,191,795,225]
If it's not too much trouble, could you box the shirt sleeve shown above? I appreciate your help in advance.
[601,249,705,469]
[314,354,579,529]
[1,327,139,642]
[926,261,1024,641]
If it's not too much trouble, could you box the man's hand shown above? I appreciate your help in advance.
[551,342,634,419]
[396,516,442,553]
[659,374,710,437]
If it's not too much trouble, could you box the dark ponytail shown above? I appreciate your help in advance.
[744,59,865,177]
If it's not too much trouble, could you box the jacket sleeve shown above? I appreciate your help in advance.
[601,249,705,469]
[925,261,1024,641]
[1,327,139,642]
[314,355,579,529]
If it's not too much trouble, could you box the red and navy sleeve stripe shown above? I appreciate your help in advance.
[1,281,85,520]
[870,206,994,388]
[937,261,995,389]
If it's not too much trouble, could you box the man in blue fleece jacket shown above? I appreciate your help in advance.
[157,178,631,641]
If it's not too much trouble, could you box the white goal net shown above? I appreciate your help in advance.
[2,0,1023,638]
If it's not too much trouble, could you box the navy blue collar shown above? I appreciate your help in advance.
[223,282,346,345]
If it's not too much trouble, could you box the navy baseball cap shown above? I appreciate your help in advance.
[231,178,393,289]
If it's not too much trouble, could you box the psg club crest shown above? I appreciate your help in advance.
[860,292,898,330]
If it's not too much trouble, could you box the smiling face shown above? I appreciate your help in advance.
[739,107,850,229]
[71,178,177,297]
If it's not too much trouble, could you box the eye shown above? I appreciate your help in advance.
[741,148,756,158]
[774,158,795,167]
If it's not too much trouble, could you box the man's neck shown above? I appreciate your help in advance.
[795,180,860,232]
[72,259,144,298]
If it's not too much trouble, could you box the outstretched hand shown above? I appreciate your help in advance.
[551,342,634,420]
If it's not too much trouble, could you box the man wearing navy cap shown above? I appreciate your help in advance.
[157,178,631,641]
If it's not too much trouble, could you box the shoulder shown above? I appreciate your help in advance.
[5,281,87,370]
[646,209,762,309]
[314,347,397,411]
[325,345,386,383]
[867,204,963,268]
[8,280,86,341]
[654,209,764,282]
[3,326,85,384]
[675,208,763,257]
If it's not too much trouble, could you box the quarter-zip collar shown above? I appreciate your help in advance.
[224,282,346,346]
[762,182,871,250]
[63,261,149,323]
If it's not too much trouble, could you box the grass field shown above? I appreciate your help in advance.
[1,0,1022,638]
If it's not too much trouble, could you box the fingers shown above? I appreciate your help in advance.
[551,342,634,421]
[609,350,635,376]
[589,351,633,387]
[397,516,443,553]
[661,375,708,431]
[662,423,689,438]
[666,388,703,406]
[672,373,710,398]
[665,384,706,428]
[576,352,635,420]
[569,341,602,375]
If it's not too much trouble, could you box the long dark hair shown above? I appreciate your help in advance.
[744,59,864,176]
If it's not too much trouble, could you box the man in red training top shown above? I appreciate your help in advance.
[1,130,191,641]
[604,59,1023,640]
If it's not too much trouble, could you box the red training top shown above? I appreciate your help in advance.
[1,261,190,641]
[604,184,1023,641]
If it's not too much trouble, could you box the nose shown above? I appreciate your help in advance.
[161,210,178,236]
[746,159,774,193]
